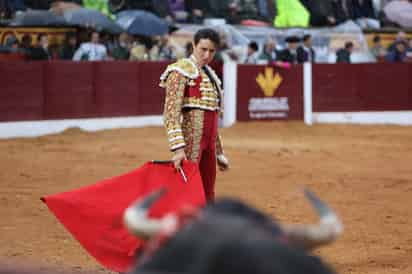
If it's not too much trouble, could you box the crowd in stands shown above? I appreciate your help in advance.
[1,0,412,29]
[370,31,412,62]
[2,29,411,63]
[0,30,183,61]
[241,35,315,64]
[244,32,412,64]
[1,0,412,63]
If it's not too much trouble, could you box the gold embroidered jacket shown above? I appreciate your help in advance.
[160,57,225,156]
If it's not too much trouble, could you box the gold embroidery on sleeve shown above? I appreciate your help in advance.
[163,71,187,151]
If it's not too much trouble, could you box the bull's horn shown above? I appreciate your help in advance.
[123,187,177,240]
[281,188,343,250]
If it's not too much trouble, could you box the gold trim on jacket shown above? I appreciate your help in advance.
[161,56,225,153]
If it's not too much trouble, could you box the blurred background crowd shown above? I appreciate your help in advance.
[0,0,411,63]
[1,0,412,28]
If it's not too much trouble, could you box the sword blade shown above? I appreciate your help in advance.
[178,167,188,183]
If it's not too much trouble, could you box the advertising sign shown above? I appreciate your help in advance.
[237,64,304,121]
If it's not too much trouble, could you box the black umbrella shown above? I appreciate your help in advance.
[9,10,67,26]
[63,8,124,34]
[116,10,169,36]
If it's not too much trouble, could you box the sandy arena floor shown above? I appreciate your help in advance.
[0,121,411,274]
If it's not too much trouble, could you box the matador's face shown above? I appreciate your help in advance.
[192,38,217,67]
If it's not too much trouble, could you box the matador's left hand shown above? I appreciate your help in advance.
[217,154,230,172]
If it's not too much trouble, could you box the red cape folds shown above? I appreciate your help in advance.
[41,161,206,272]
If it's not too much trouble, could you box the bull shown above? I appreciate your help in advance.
[123,188,343,274]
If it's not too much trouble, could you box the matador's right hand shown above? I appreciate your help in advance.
[172,148,187,169]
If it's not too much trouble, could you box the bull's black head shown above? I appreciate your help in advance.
[124,188,342,274]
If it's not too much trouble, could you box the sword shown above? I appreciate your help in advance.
[178,167,188,183]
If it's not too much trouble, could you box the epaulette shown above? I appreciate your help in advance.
[159,58,199,87]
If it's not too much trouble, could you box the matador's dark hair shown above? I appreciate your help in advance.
[193,28,220,47]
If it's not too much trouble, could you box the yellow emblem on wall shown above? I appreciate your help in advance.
[256,67,283,97]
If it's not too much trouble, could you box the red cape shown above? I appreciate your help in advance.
[41,161,206,272]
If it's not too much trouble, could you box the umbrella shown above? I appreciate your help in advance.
[9,10,67,26]
[63,8,124,34]
[116,10,169,36]
[383,0,412,28]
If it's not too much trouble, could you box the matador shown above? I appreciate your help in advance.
[159,29,230,201]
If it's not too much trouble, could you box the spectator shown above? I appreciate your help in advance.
[185,0,211,23]
[277,36,300,64]
[0,0,25,19]
[301,0,335,26]
[407,39,412,61]
[48,43,61,59]
[23,0,51,9]
[208,0,260,24]
[385,41,407,62]
[166,0,187,22]
[244,41,259,64]
[258,37,278,64]
[274,0,310,27]
[59,32,78,60]
[73,31,108,61]
[214,31,240,62]
[387,31,408,52]
[256,0,276,22]
[3,34,16,46]
[369,35,386,60]
[231,0,261,23]
[408,39,412,52]
[0,0,12,19]
[76,28,90,44]
[111,32,130,60]
[100,32,115,54]
[336,41,354,63]
[4,35,20,52]
[30,33,51,60]
[150,34,176,61]
[153,0,174,19]
[352,0,380,29]
[207,0,229,18]
[297,34,315,63]
[329,0,355,25]
[129,37,150,61]
[19,34,33,57]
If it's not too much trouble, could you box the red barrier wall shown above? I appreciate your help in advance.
[0,62,44,121]
[0,61,170,122]
[95,61,140,117]
[237,64,304,121]
[135,61,168,115]
[313,63,412,112]
[44,61,96,119]
[1,62,411,123]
